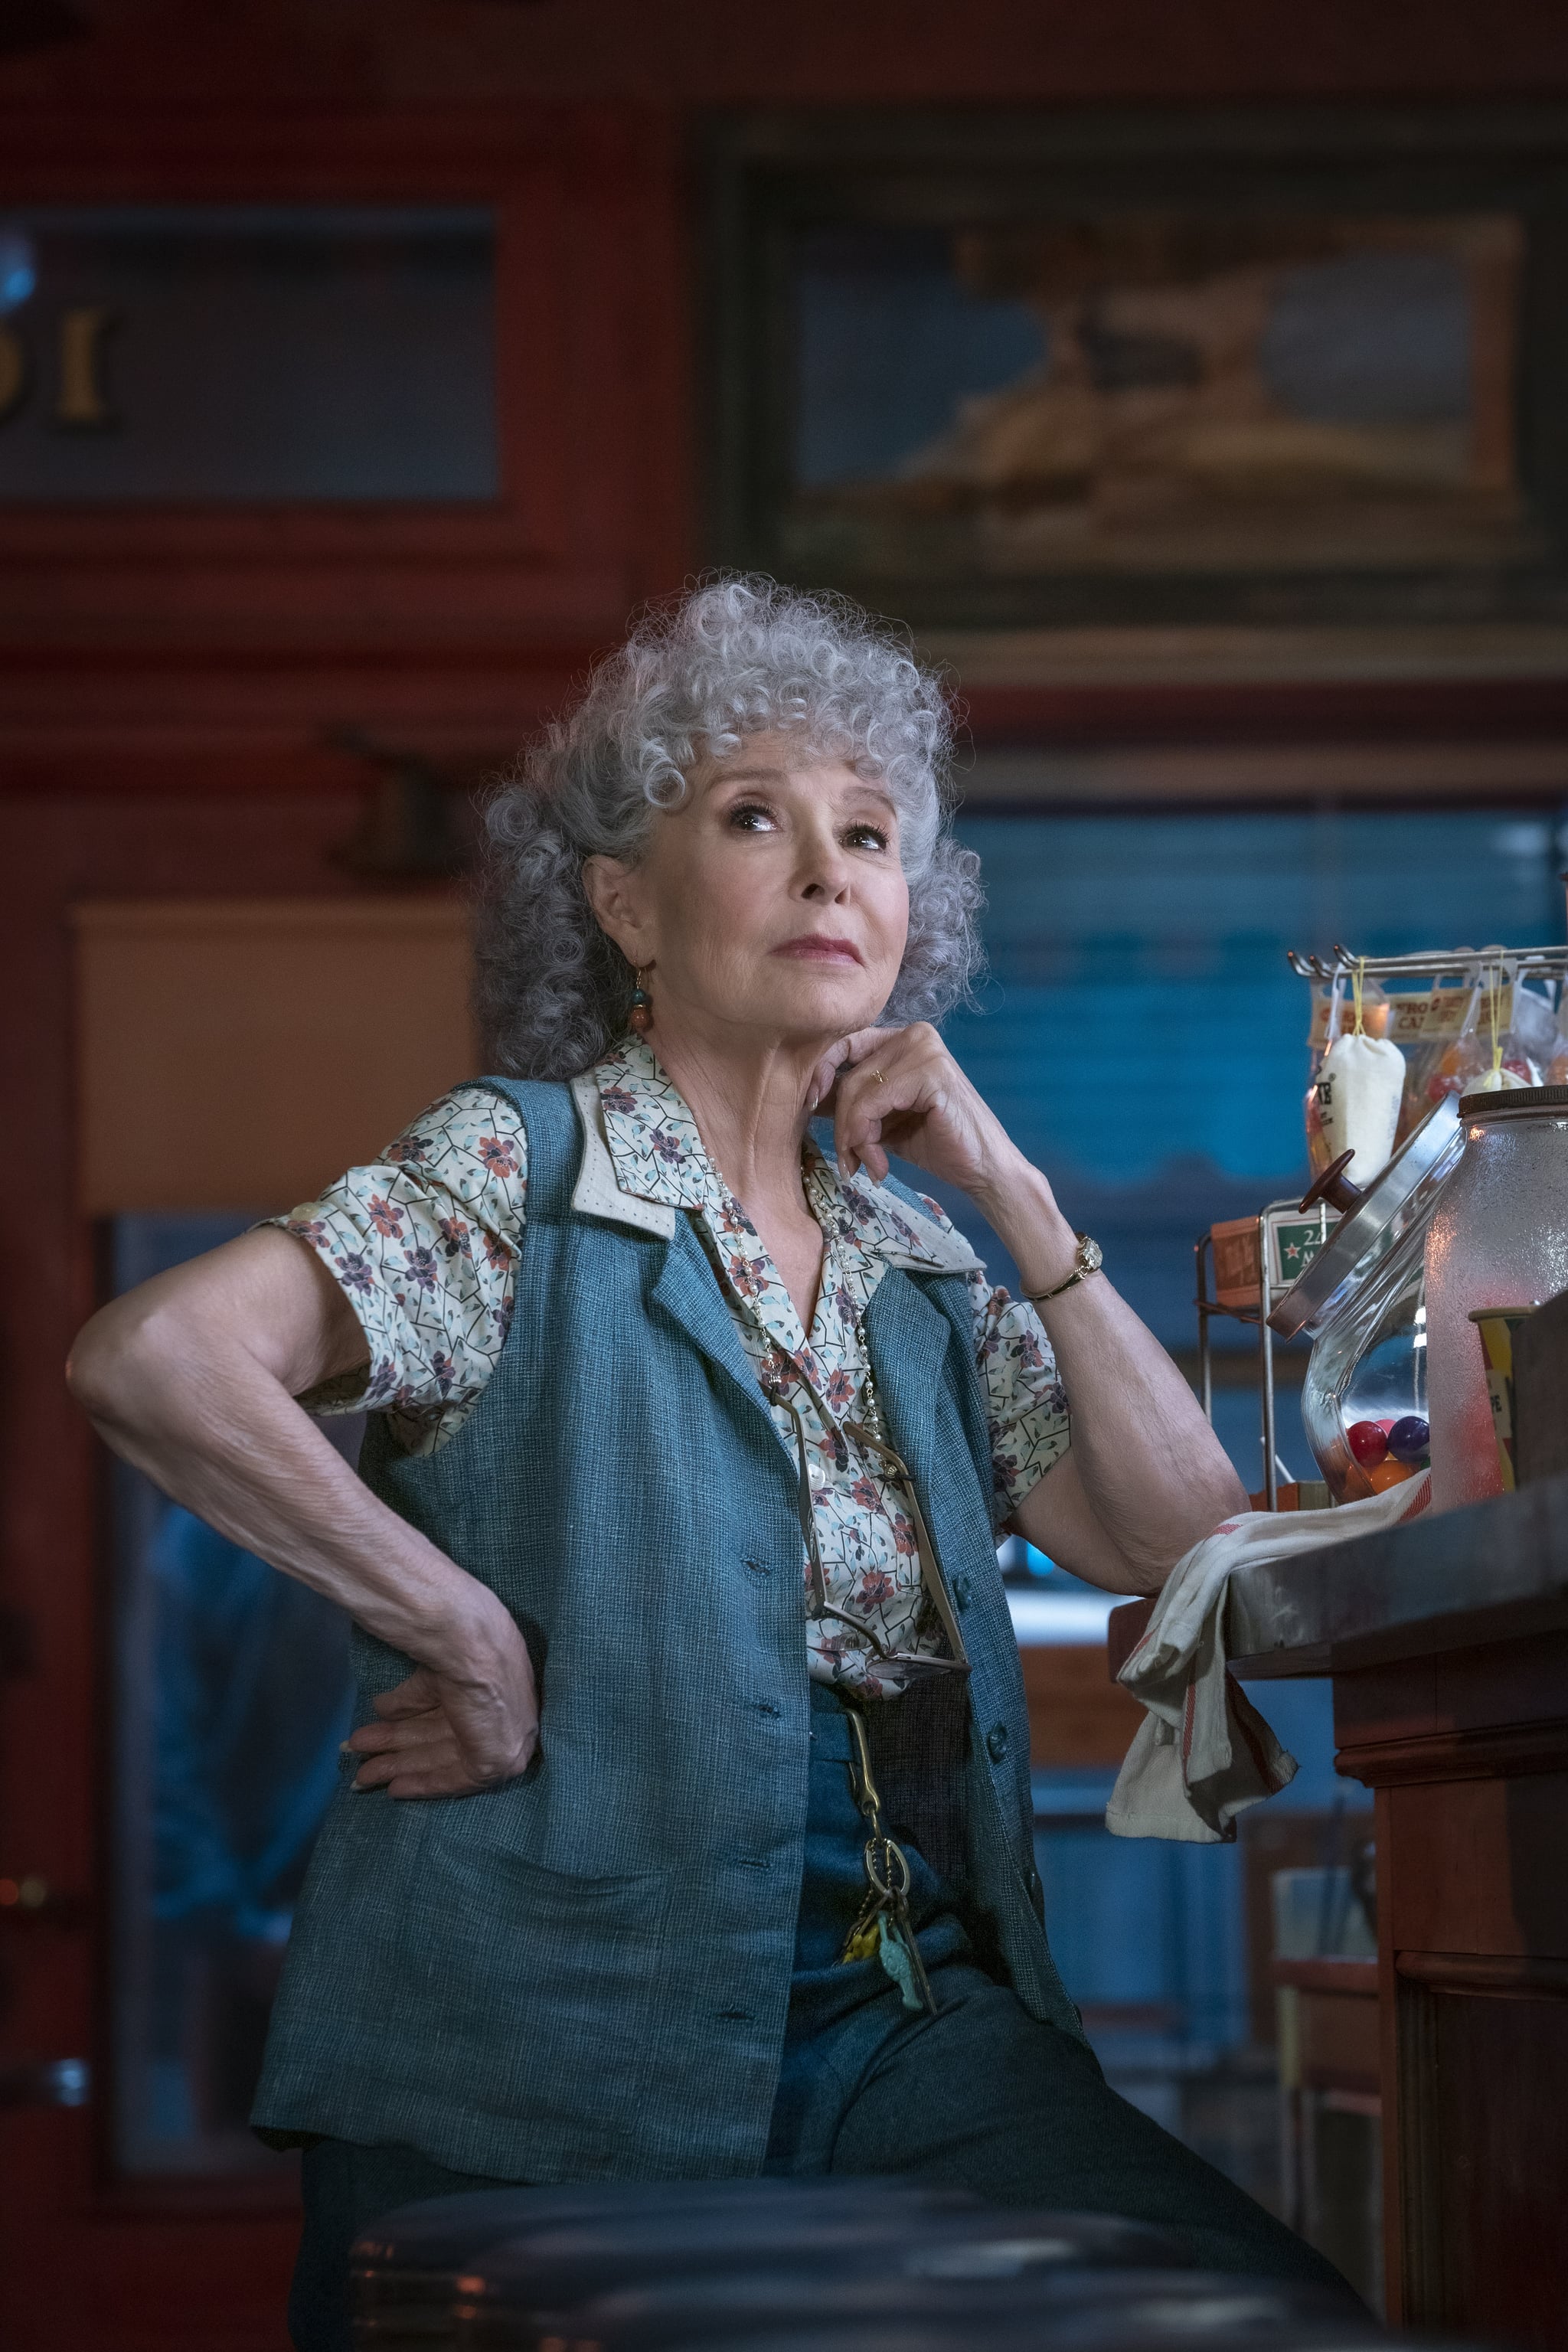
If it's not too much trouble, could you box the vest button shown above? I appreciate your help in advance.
[985,1721,1009,1762]
[952,1574,972,1611]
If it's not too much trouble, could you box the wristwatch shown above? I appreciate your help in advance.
[1026,1232,1103,1305]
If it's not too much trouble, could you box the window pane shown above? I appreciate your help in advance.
[109,1214,354,2176]
[0,206,496,501]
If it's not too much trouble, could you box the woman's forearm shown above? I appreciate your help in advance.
[68,1230,537,1798]
[975,1158,1247,1577]
[67,1288,495,1674]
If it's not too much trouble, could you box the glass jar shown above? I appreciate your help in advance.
[1426,1085,1568,1510]
[1297,1223,1429,1503]
[1271,1095,1463,1503]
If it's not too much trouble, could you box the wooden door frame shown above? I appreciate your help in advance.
[0,788,412,2352]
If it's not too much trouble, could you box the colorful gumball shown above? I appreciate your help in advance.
[1387,1416,1430,1464]
[1366,1459,1416,1492]
[1346,1419,1390,1468]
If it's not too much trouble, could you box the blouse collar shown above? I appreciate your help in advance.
[580,1036,978,1277]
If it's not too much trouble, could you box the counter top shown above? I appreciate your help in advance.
[1226,1472,1568,1678]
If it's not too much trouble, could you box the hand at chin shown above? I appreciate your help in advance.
[808,1021,1017,1197]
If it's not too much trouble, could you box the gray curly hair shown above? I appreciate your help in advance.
[474,574,984,1080]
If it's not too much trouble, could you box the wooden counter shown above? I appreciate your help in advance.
[1125,1478,1568,2347]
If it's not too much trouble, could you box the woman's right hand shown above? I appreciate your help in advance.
[342,1591,540,1799]
[67,1227,544,1801]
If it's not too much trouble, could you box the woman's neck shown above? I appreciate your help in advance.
[642,1018,823,1228]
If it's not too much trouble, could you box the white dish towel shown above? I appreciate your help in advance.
[1105,1470,1432,1843]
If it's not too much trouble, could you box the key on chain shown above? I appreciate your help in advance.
[838,1702,939,2016]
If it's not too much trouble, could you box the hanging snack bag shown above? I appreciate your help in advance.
[1414,955,1541,1103]
[1306,963,1403,1182]
[1504,972,1560,1083]
[1468,958,1539,1093]
[1305,969,1390,1174]
[1390,960,1483,1137]
[1390,953,1540,1123]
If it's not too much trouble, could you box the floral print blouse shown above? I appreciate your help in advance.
[273,1037,1071,1698]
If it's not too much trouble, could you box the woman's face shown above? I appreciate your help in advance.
[583,731,910,1052]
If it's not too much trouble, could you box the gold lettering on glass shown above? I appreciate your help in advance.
[54,306,116,429]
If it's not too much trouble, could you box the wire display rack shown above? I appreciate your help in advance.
[1194,1200,1321,1512]
[1286,943,1568,987]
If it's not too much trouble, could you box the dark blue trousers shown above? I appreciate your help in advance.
[287,1684,1345,2351]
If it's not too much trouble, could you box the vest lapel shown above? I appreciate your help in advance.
[650,1219,784,1442]
[863,1271,956,1503]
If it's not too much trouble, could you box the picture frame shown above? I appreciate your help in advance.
[707,107,1568,635]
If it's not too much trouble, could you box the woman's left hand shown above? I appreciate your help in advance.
[809,1022,1027,1208]
[812,1022,1246,1589]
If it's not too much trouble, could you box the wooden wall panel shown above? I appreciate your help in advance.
[74,899,476,1214]
[1383,1772,1568,1960]
[1399,1981,1568,2347]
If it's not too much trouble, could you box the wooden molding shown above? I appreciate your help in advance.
[1335,1715,1568,1788]
[960,736,1568,808]
[926,623,1568,695]
[1396,1951,1568,1998]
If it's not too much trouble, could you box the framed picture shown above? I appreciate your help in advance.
[708,109,1568,632]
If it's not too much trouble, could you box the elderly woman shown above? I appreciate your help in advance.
[70,580,1342,2347]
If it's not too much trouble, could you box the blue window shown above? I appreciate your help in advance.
[934,803,1568,1373]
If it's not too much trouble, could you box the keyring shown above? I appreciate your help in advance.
[863,1835,911,1901]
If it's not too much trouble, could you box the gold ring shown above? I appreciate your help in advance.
[871,1068,886,1086]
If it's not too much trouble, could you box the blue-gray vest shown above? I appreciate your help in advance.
[253,1076,1081,2182]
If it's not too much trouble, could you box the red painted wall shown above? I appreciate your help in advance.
[2,12,1567,2347]
[3,1,1566,775]
[5,0,1568,113]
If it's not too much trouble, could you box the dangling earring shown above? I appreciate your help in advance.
[629,967,652,1035]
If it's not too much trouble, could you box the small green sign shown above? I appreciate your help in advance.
[1270,1219,1330,1285]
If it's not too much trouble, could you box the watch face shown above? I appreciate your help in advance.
[1082,1236,1104,1275]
